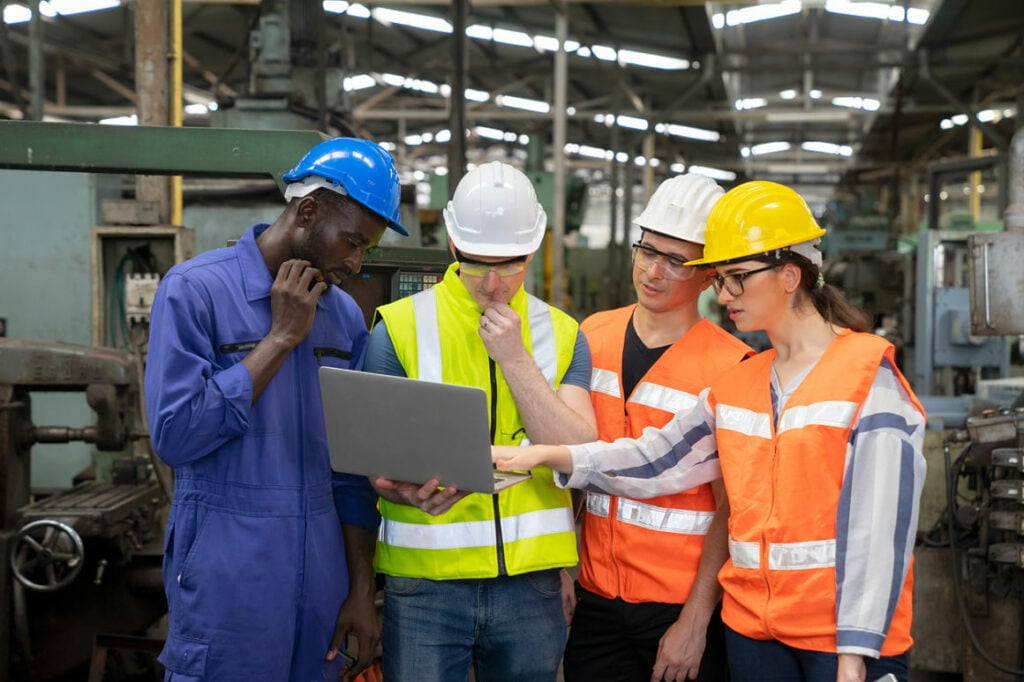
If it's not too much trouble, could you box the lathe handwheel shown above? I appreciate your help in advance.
[9,520,85,592]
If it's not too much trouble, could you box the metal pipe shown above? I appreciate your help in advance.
[550,2,568,309]
[171,0,183,226]
[1004,127,1024,233]
[448,0,468,194]
[28,0,43,121]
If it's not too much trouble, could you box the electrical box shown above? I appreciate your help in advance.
[967,231,1024,335]
[90,226,194,348]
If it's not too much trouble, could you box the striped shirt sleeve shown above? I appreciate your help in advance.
[834,358,926,657]
[556,388,722,498]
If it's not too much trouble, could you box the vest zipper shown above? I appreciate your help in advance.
[489,358,507,576]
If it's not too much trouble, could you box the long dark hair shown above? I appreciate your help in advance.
[779,252,870,332]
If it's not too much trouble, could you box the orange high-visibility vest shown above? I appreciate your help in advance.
[579,307,752,603]
[710,331,921,655]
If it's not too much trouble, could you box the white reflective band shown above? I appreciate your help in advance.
[411,290,443,383]
[590,368,621,398]
[631,382,698,415]
[378,517,495,550]
[728,538,838,570]
[617,499,713,535]
[526,294,558,386]
[768,539,836,570]
[586,492,611,517]
[716,404,772,438]
[501,507,574,542]
[777,401,858,434]
[379,508,574,550]
[729,537,760,568]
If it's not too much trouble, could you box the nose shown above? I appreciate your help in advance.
[343,245,366,273]
[716,285,734,305]
[481,268,501,290]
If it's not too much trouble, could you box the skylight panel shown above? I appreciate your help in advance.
[712,1,802,29]
[371,8,451,34]
[824,1,930,25]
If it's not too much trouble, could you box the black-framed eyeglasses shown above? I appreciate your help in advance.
[712,264,781,296]
[631,242,698,281]
[455,249,529,278]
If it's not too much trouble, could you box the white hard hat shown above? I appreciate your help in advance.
[443,161,547,258]
[633,173,724,244]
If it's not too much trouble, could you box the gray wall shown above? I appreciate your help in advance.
[0,169,117,491]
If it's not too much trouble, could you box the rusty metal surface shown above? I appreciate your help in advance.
[0,338,136,388]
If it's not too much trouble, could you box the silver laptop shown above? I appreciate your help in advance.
[319,366,531,494]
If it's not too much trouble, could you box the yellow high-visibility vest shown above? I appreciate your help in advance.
[374,263,579,579]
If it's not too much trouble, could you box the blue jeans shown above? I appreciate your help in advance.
[724,627,909,682]
[382,570,567,682]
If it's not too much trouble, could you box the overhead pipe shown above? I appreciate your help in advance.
[550,0,568,309]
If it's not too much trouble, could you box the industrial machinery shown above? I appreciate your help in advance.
[1,338,167,682]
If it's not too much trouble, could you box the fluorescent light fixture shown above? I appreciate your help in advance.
[475,126,506,141]
[939,118,955,130]
[779,89,797,100]
[184,103,211,115]
[749,141,792,156]
[378,141,396,151]
[465,89,489,103]
[670,162,686,173]
[466,25,493,40]
[493,28,534,48]
[343,74,376,91]
[618,49,689,71]
[100,114,138,126]
[809,89,822,99]
[765,162,833,174]
[689,165,736,181]
[576,145,612,160]
[577,46,592,58]
[615,152,629,163]
[519,134,530,145]
[634,156,647,166]
[534,35,560,52]
[46,0,118,14]
[503,131,518,142]
[342,3,369,18]
[801,141,853,156]
[496,95,550,114]
[832,96,880,111]
[735,98,768,111]
[717,1,802,28]
[658,122,721,143]
[951,114,968,126]
[977,109,997,122]
[323,1,349,14]
[435,129,452,143]
[616,115,649,131]
[592,45,618,62]
[4,4,32,23]
[381,73,405,88]
[824,0,929,25]
[404,134,424,146]
[372,7,451,33]
[435,167,448,177]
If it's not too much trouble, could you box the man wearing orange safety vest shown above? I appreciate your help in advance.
[564,173,753,682]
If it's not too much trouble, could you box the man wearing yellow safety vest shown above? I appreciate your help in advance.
[564,173,753,682]
[364,161,598,681]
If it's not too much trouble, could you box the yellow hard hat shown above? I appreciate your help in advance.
[684,180,826,266]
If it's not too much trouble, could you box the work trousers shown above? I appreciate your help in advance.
[724,627,909,682]
[563,585,729,682]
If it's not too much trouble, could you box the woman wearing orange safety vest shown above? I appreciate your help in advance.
[495,180,926,682]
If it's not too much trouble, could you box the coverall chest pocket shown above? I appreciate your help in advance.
[313,346,353,369]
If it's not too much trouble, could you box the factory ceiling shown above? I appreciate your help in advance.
[0,0,1021,205]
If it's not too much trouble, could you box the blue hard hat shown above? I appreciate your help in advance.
[283,137,408,235]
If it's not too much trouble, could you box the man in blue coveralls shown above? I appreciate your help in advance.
[144,137,406,682]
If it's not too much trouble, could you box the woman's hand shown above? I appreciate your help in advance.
[492,444,573,474]
[836,653,866,682]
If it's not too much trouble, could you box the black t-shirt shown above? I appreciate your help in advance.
[621,313,672,399]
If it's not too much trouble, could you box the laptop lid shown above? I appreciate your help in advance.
[318,366,530,494]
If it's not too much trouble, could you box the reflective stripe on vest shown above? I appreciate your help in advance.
[728,536,837,570]
[380,507,574,550]
[777,401,858,433]
[588,492,712,535]
[715,404,772,438]
[632,382,699,414]
[590,368,620,398]
[414,289,559,387]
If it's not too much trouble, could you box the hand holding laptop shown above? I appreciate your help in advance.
[371,476,469,516]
